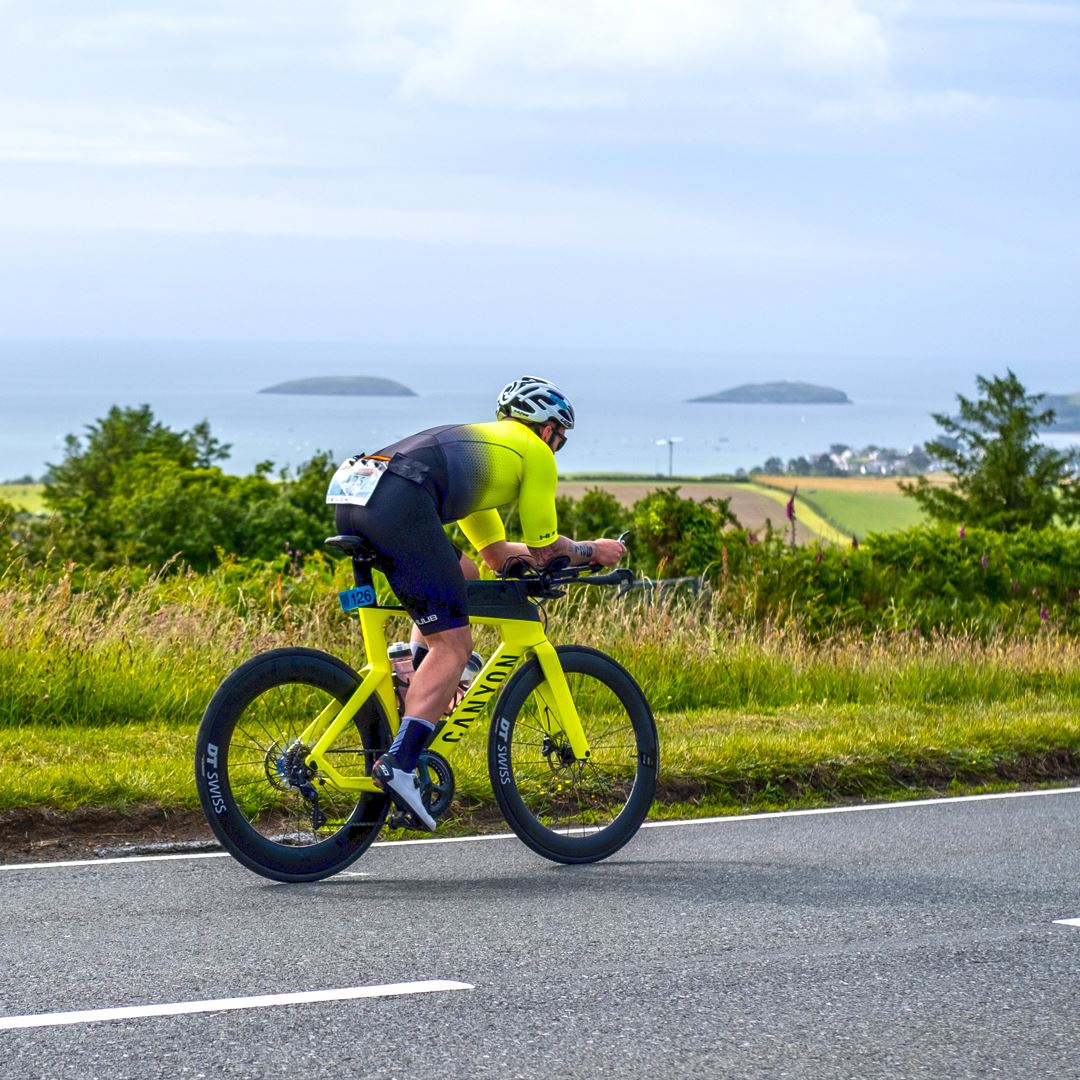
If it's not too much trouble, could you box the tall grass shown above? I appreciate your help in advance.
[2,564,1078,816]
[2,564,1078,732]
[556,589,1080,710]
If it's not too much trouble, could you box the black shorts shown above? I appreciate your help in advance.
[334,472,469,635]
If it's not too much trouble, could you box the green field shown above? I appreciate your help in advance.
[795,486,926,537]
[561,474,934,542]
[0,483,45,514]
[561,478,851,544]
[754,475,929,538]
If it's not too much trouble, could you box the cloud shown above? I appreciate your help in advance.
[0,100,256,166]
[0,3,285,49]
[900,1,1080,25]
[0,1,904,171]
[812,88,993,124]
[0,163,883,270]
[345,0,893,108]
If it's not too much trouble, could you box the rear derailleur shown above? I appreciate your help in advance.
[268,740,327,832]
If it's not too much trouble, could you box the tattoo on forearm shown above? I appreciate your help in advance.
[529,538,593,565]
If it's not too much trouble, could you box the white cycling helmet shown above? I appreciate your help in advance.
[496,375,576,430]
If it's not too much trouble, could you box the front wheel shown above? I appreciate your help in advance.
[195,647,391,883]
[488,645,658,864]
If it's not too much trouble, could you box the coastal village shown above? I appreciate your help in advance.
[751,441,940,478]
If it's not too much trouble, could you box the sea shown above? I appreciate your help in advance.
[1,340,1077,481]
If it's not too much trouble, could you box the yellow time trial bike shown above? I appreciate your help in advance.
[194,535,659,883]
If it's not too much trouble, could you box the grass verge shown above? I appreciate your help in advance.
[2,567,1078,852]
[3,701,1077,822]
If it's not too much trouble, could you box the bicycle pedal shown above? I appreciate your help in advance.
[387,809,424,831]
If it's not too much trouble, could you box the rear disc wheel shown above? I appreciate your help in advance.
[195,648,391,882]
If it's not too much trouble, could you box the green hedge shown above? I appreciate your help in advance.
[5,483,1079,636]
[648,524,1079,636]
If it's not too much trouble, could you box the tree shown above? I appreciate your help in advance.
[631,487,739,577]
[43,405,229,563]
[562,487,630,540]
[39,405,337,569]
[45,406,229,516]
[905,445,931,473]
[900,370,1080,531]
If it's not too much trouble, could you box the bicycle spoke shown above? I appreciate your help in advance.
[225,683,365,843]
[496,657,653,841]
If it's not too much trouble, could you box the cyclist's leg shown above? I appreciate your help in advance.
[405,623,474,721]
[336,486,477,730]
[335,477,472,826]
[375,538,473,824]
[410,548,479,660]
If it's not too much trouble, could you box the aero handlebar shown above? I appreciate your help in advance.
[501,532,637,598]
[503,560,635,599]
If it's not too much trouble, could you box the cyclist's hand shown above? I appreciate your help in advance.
[588,538,627,567]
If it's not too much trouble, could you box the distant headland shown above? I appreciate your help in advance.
[690,381,851,405]
[259,376,416,397]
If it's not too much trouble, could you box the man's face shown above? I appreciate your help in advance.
[545,423,568,453]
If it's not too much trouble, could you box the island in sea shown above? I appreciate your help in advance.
[260,376,416,397]
[689,381,851,405]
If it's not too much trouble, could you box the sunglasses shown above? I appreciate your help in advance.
[549,426,568,453]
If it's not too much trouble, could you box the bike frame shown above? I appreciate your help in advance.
[297,597,591,796]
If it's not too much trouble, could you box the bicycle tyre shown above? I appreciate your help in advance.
[195,647,391,883]
[488,645,658,864]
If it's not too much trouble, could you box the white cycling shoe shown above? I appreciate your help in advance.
[372,753,437,831]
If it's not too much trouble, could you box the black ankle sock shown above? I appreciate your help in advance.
[388,715,435,771]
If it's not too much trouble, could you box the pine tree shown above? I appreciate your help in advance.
[900,370,1080,531]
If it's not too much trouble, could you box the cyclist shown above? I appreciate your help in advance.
[327,375,626,830]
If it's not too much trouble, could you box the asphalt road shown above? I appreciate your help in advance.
[3,789,1080,1080]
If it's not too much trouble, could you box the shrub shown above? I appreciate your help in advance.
[630,487,738,578]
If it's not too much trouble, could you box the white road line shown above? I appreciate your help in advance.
[377,831,516,847]
[1053,918,1080,927]
[0,834,518,871]
[0,851,231,871]
[639,785,1080,830]
[0,980,474,1031]
[3,786,1079,872]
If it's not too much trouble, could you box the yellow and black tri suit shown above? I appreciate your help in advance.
[333,419,558,633]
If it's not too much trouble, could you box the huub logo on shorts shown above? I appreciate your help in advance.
[416,613,438,626]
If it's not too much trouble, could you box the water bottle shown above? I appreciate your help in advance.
[388,641,413,715]
[460,651,483,687]
[444,651,484,714]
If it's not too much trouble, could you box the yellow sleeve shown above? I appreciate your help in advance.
[517,437,559,548]
[457,508,506,552]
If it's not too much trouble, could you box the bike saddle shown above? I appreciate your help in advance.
[324,534,378,560]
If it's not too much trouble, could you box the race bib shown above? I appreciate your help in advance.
[326,456,388,506]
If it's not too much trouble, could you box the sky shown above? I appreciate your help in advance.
[0,1,1078,385]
